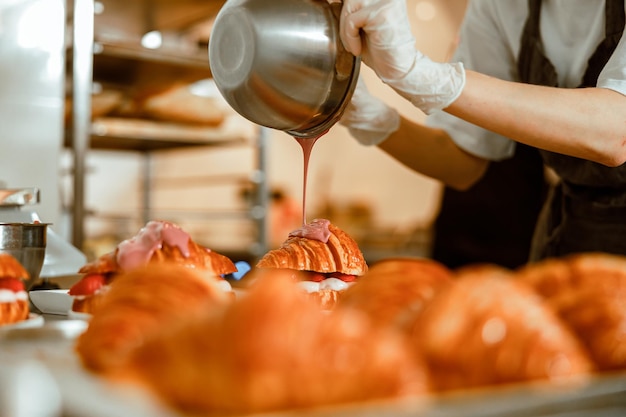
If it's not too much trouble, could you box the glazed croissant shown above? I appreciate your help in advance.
[78,221,237,277]
[75,263,230,375]
[256,219,367,309]
[70,220,237,314]
[516,252,626,372]
[410,265,594,392]
[256,219,367,276]
[123,268,429,415]
[339,257,453,333]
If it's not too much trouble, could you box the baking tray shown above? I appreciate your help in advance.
[1,320,626,417]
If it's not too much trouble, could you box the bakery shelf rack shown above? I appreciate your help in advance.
[65,0,269,260]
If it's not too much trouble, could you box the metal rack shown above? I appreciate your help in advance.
[65,0,269,258]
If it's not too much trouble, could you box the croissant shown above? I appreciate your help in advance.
[256,219,368,309]
[123,268,429,415]
[0,253,30,325]
[339,257,453,333]
[516,252,626,371]
[74,263,230,375]
[411,264,594,392]
[70,220,238,314]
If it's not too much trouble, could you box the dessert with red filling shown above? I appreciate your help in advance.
[69,220,238,315]
[0,253,30,326]
[255,218,368,309]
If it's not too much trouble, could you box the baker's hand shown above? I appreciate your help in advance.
[339,76,400,146]
[339,0,465,114]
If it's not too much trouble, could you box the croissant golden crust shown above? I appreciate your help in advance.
[79,239,237,277]
[71,291,108,314]
[516,252,626,371]
[256,223,367,276]
[78,251,117,275]
[75,264,230,375]
[411,265,594,391]
[0,299,29,325]
[122,270,429,414]
[340,258,453,332]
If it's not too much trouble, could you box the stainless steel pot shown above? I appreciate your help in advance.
[0,222,48,290]
[209,0,360,139]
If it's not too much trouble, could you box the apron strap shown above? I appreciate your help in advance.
[517,0,558,86]
[580,0,626,87]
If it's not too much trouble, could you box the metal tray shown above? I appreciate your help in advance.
[1,319,625,417]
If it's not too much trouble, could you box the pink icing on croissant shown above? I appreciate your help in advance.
[116,221,191,271]
[288,218,331,243]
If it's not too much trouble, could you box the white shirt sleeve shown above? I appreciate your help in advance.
[428,0,626,161]
[598,30,626,96]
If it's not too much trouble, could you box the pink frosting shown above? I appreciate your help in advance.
[116,221,191,270]
[288,218,331,243]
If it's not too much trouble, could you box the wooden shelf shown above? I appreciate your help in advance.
[66,0,269,256]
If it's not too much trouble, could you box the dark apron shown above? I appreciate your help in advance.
[517,0,626,260]
[431,143,546,269]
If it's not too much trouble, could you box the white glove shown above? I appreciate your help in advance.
[339,76,400,146]
[339,0,465,114]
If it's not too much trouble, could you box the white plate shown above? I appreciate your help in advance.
[29,289,73,315]
[67,309,92,321]
[0,313,44,330]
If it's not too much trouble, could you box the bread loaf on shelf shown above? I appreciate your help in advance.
[140,83,226,126]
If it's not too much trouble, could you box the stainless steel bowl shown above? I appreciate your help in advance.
[0,223,48,290]
[209,0,360,139]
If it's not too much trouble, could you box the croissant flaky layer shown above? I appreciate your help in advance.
[0,299,29,325]
[256,223,367,276]
[123,270,429,415]
[516,252,626,371]
[411,265,594,391]
[339,258,453,332]
[75,264,230,375]
[79,239,237,277]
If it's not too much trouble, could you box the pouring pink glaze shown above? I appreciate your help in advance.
[116,221,192,271]
[288,218,331,243]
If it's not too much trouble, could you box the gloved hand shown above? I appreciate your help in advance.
[339,76,400,146]
[339,0,465,114]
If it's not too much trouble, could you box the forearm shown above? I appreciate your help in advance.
[447,70,626,167]
[378,116,489,190]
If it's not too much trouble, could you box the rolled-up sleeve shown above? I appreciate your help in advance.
[598,31,626,96]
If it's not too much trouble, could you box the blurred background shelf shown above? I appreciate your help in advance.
[64,0,269,260]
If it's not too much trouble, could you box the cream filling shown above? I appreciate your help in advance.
[216,279,233,293]
[0,289,27,303]
[297,278,355,293]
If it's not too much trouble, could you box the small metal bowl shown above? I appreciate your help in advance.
[209,0,360,139]
[0,222,48,290]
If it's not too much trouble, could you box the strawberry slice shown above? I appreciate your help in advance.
[306,272,326,282]
[328,273,357,282]
[0,277,25,292]
[69,274,107,296]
